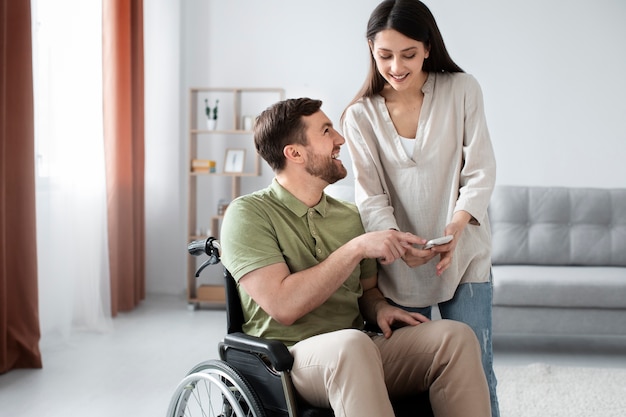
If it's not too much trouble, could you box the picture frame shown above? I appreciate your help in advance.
[224,148,246,173]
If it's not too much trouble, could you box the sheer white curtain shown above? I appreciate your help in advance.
[31,0,112,347]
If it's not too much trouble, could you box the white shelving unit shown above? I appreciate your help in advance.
[186,87,285,307]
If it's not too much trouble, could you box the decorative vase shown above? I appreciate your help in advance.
[206,119,217,130]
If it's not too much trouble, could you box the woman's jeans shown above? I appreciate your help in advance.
[390,280,500,417]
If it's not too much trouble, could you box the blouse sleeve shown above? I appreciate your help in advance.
[455,75,497,224]
[342,104,399,232]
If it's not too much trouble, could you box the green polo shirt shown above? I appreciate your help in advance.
[221,178,377,346]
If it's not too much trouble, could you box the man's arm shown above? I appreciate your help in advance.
[239,229,423,326]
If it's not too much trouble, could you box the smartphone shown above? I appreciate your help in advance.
[423,235,453,250]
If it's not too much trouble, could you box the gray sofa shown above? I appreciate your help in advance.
[488,185,626,341]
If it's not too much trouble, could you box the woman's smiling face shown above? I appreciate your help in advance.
[370,29,430,91]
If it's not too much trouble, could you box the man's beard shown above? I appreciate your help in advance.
[304,151,347,184]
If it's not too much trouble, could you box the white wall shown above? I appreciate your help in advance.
[145,0,626,294]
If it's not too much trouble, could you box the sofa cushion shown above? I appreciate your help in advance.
[492,305,626,337]
[489,186,626,266]
[492,265,626,309]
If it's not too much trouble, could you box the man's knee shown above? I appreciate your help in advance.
[434,319,482,356]
[334,329,380,361]
[290,329,385,408]
[293,329,381,367]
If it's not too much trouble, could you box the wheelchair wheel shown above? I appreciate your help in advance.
[167,359,266,417]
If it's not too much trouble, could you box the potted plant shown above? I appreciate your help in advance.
[205,98,219,130]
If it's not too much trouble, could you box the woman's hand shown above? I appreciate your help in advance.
[401,245,437,267]
[432,210,473,275]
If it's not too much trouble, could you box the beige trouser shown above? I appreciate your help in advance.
[289,319,491,417]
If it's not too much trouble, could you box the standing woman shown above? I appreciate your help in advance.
[341,1,499,415]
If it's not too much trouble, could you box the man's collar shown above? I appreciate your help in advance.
[270,178,328,218]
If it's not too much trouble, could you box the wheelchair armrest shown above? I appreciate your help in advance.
[221,332,294,372]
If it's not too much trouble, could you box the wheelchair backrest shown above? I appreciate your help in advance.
[223,268,245,334]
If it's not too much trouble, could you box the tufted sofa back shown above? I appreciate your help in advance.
[488,185,626,266]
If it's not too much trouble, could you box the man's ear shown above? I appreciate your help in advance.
[283,144,303,163]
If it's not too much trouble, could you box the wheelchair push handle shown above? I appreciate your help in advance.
[188,237,222,277]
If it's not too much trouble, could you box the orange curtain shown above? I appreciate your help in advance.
[0,0,42,372]
[102,0,145,315]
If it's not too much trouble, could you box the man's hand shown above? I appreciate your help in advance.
[375,302,430,339]
[359,279,429,338]
[355,229,425,265]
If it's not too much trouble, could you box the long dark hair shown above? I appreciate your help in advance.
[344,0,463,114]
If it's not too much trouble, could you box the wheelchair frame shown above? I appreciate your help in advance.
[167,237,432,417]
[168,237,324,417]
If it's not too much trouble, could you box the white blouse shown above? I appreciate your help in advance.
[342,72,496,307]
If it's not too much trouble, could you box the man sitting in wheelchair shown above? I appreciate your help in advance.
[221,97,491,417]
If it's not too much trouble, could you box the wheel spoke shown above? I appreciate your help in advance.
[166,360,266,417]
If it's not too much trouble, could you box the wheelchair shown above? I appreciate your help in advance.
[166,237,433,417]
